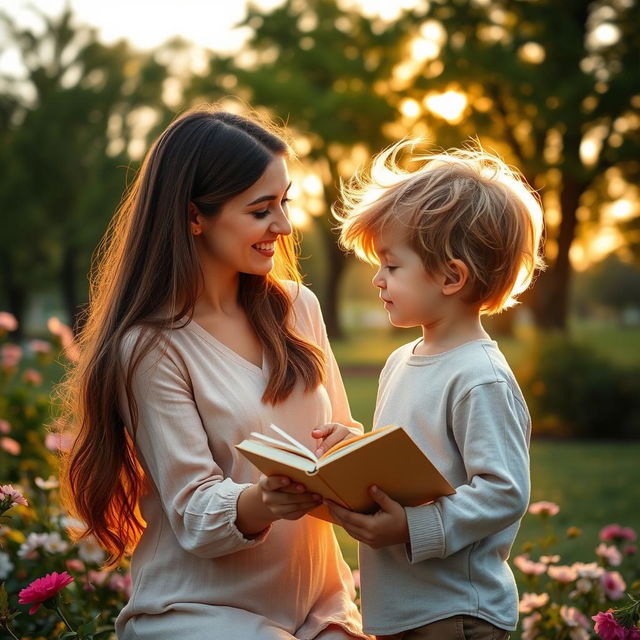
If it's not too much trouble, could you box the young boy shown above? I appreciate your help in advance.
[328,144,545,640]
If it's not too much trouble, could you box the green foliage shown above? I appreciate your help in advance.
[401,0,640,329]
[520,336,640,438]
[0,7,171,327]
[573,254,640,318]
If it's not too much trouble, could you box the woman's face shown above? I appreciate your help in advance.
[193,155,293,278]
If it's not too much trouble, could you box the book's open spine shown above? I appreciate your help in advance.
[307,468,349,507]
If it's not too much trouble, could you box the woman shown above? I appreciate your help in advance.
[61,106,367,639]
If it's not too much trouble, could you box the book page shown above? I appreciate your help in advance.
[268,423,317,461]
[321,424,397,461]
[248,432,316,461]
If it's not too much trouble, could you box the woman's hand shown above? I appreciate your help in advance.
[235,475,322,537]
[258,475,322,520]
[311,422,355,457]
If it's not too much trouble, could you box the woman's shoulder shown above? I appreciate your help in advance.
[281,279,319,306]
[281,280,322,318]
[279,280,326,340]
[119,323,188,375]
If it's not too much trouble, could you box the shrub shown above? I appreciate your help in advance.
[520,336,640,439]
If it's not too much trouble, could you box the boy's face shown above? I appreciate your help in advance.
[372,225,444,329]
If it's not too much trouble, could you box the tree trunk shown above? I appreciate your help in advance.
[531,173,587,330]
[319,166,349,339]
[321,227,347,339]
[60,246,81,333]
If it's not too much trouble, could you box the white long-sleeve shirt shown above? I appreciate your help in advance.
[359,338,531,635]
[115,284,366,640]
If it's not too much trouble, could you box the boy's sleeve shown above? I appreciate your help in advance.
[120,335,270,559]
[404,380,530,564]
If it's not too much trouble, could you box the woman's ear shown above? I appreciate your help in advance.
[189,203,202,236]
[442,259,469,296]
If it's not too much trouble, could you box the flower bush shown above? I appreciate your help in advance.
[1,313,129,639]
[513,501,640,639]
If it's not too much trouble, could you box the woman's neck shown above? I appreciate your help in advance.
[194,269,241,317]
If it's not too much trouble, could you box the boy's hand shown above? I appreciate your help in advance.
[311,422,354,457]
[327,486,410,549]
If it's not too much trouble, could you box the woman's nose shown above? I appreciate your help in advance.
[270,208,292,236]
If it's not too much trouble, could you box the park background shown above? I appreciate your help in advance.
[0,0,639,638]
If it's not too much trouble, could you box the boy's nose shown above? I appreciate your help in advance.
[372,268,385,288]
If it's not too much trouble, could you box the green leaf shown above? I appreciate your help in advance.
[77,616,99,635]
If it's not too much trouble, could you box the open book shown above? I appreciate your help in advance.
[235,424,455,523]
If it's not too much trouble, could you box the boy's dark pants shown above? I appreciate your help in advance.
[376,615,510,640]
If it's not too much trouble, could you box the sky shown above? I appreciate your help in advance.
[0,0,420,54]
[0,0,272,52]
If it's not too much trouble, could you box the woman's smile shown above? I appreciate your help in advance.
[253,241,276,257]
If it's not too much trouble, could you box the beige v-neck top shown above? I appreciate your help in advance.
[114,283,366,640]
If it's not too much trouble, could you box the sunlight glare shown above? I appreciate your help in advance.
[289,205,311,230]
[589,23,620,48]
[424,90,467,124]
[518,42,545,64]
[609,200,635,221]
[591,228,623,259]
[302,174,324,197]
[411,38,440,61]
[340,0,421,21]
[400,98,421,119]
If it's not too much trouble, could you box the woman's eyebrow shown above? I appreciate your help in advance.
[246,181,292,206]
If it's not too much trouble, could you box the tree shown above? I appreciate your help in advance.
[188,0,411,337]
[0,6,170,330]
[401,0,640,329]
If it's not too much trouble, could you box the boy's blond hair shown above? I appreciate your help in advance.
[336,141,545,315]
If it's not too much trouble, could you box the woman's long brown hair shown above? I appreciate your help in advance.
[59,106,325,565]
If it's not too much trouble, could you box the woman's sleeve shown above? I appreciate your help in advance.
[298,285,363,436]
[120,334,269,559]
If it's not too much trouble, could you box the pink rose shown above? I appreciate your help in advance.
[22,368,43,386]
[0,312,18,332]
[528,501,560,517]
[65,558,86,573]
[513,554,547,576]
[600,524,637,543]
[29,339,52,355]
[0,484,28,507]
[600,571,626,600]
[592,611,626,640]
[45,431,74,452]
[1,343,22,369]
[47,317,79,362]
[108,572,132,597]
[597,543,623,567]
[548,564,579,583]
[0,436,21,456]
[519,592,549,614]
[18,571,74,614]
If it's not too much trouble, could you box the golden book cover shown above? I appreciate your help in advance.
[235,424,456,524]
